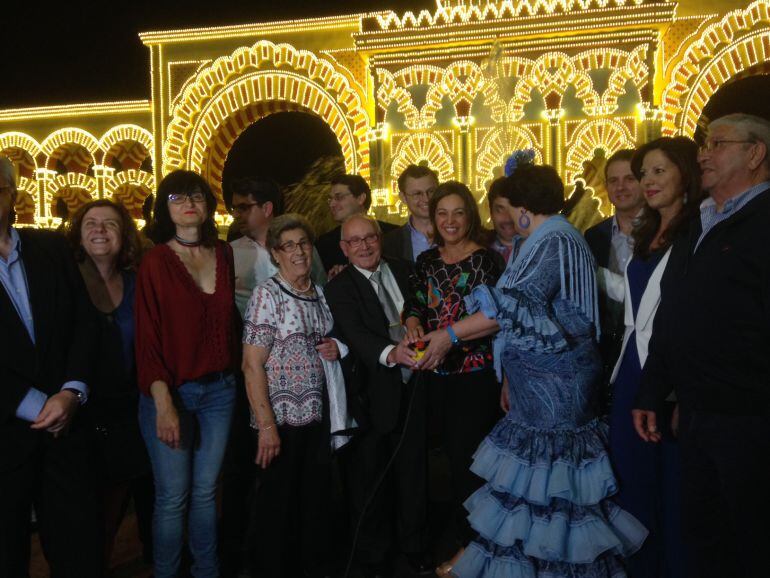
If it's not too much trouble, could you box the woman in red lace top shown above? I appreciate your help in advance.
[135,170,237,578]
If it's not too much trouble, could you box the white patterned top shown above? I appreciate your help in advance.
[243,276,331,427]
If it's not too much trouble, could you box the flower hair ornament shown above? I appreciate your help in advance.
[504,148,536,177]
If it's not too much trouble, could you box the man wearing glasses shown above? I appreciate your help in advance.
[383,164,438,262]
[229,177,325,316]
[634,113,770,578]
[316,174,397,279]
[0,157,101,576]
[325,214,431,578]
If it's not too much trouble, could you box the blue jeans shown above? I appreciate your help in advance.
[139,373,236,578]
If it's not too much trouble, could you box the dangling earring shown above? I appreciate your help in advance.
[518,210,531,230]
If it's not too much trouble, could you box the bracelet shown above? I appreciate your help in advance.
[259,423,276,432]
[446,324,461,346]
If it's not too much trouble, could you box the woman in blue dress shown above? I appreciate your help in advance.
[601,137,703,577]
[418,163,647,577]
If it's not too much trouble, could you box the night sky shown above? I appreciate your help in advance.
[2,0,433,109]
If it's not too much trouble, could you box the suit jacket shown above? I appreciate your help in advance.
[317,220,398,272]
[601,248,672,383]
[382,224,413,262]
[584,216,613,269]
[324,257,412,434]
[0,229,95,469]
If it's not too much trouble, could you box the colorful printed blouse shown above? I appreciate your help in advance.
[242,276,332,427]
[404,247,502,374]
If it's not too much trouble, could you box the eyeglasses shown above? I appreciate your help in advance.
[327,192,354,204]
[276,239,312,253]
[342,233,380,248]
[699,139,755,154]
[403,187,435,200]
[230,202,258,214]
[168,191,206,204]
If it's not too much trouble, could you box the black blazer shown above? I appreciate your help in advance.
[638,188,770,416]
[584,217,614,269]
[382,224,413,262]
[324,257,412,434]
[0,229,95,469]
[317,220,398,272]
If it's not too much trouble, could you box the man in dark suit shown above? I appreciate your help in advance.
[583,149,644,411]
[325,214,431,578]
[584,149,643,271]
[382,165,438,262]
[315,174,396,278]
[0,158,101,577]
[634,113,770,578]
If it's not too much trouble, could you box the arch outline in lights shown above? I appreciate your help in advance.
[164,40,370,204]
[661,0,770,137]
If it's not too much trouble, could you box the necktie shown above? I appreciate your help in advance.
[370,269,411,383]
[370,269,404,343]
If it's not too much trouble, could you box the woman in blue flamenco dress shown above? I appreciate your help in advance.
[418,161,648,577]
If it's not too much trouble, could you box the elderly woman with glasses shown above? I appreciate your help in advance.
[242,213,349,578]
[135,170,239,578]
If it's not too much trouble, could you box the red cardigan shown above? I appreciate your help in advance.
[135,241,236,395]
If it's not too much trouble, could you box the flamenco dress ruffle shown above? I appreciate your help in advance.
[453,287,648,577]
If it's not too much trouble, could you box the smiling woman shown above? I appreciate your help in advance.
[241,213,347,576]
[67,199,150,572]
[401,181,504,570]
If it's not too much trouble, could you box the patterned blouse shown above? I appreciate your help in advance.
[243,276,332,427]
[404,247,502,374]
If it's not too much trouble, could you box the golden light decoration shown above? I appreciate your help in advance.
[661,0,770,136]
[389,132,455,211]
[0,0,766,232]
[563,118,636,185]
[163,40,371,207]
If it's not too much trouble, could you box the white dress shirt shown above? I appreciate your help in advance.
[353,261,405,367]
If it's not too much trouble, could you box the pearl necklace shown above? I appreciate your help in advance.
[278,272,313,294]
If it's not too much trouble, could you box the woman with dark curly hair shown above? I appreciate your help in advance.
[67,199,151,571]
[135,170,238,578]
[402,181,504,569]
[418,164,647,577]
[602,136,704,578]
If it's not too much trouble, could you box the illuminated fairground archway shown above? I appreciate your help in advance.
[164,41,370,207]
[474,125,543,201]
[564,119,636,215]
[50,172,98,217]
[42,128,99,174]
[106,169,155,219]
[0,132,41,224]
[661,0,770,137]
[101,125,154,172]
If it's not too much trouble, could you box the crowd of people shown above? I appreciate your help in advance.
[0,111,768,578]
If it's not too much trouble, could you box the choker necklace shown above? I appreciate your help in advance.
[278,272,312,294]
[175,234,202,247]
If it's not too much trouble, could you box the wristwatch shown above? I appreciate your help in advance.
[62,388,87,405]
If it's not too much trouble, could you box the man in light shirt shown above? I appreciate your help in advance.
[383,164,438,262]
[229,177,325,317]
[0,157,101,576]
[584,149,645,411]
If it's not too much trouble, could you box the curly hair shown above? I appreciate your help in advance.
[67,199,142,270]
